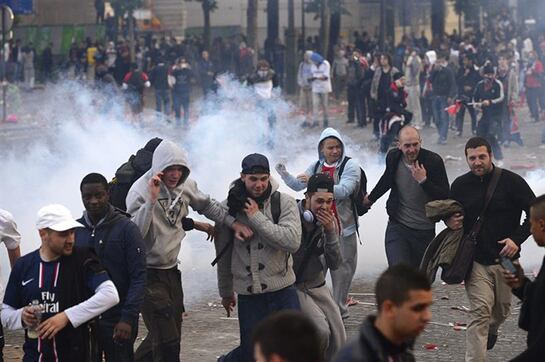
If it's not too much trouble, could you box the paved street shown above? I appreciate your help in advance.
[2,87,544,361]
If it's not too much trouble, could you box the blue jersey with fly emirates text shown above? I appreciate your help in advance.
[3,248,109,362]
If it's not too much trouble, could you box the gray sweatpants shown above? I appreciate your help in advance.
[330,232,358,319]
[296,285,346,361]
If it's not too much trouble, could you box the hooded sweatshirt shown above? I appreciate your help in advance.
[126,140,234,269]
[310,52,332,94]
[281,128,361,237]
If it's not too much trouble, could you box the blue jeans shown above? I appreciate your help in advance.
[219,286,301,362]
[155,88,170,114]
[477,115,503,160]
[432,96,449,141]
[172,92,190,125]
[385,221,435,268]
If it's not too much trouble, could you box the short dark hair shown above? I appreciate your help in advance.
[252,311,321,362]
[531,194,545,221]
[375,264,431,311]
[80,173,109,191]
[464,137,492,156]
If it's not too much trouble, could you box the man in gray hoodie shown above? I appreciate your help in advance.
[215,153,302,362]
[277,127,361,320]
[126,140,251,362]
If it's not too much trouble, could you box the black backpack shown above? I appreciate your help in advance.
[313,157,368,226]
[109,138,162,211]
[127,70,146,92]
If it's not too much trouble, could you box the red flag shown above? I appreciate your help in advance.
[445,101,462,116]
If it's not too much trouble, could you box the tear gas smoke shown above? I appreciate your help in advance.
[1,78,544,307]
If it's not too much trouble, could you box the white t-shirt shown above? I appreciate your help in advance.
[311,61,332,94]
[0,209,21,303]
[254,80,273,99]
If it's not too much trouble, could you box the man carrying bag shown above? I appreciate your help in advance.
[446,137,535,362]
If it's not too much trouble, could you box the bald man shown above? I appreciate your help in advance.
[364,126,450,267]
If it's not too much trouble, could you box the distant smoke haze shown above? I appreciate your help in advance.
[1,79,544,306]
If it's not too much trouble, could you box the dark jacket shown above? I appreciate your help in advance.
[76,205,147,326]
[386,82,407,115]
[346,60,364,88]
[456,66,481,97]
[429,64,456,97]
[149,63,170,90]
[368,148,450,222]
[198,59,215,89]
[473,78,504,119]
[450,166,535,265]
[172,67,193,95]
[293,201,342,288]
[510,256,545,361]
[334,315,415,362]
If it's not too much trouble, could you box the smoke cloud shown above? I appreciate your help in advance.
[1,78,544,306]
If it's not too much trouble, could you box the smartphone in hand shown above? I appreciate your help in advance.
[500,257,517,275]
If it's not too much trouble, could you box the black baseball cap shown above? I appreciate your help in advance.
[241,153,270,174]
[306,173,334,194]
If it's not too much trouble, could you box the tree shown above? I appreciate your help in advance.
[305,0,349,60]
[110,0,143,62]
[247,0,258,53]
[452,0,479,33]
[431,0,446,38]
[196,0,218,50]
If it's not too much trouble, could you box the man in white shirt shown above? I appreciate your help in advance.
[0,209,21,362]
[1,204,119,361]
[310,52,332,128]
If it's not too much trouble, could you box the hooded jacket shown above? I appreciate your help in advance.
[75,205,146,325]
[310,52,332,93]
[126,140,234,269]
[215,178,301,297]
[281,128,361,237]
[293,200,341,288]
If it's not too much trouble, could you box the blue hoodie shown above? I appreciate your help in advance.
[310,52,324,65]
[280,128,361,236]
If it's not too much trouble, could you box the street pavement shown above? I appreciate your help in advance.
[2,87,545,361]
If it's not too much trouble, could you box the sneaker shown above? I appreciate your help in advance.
[497,160,504,167]
[437,138,448,145]
[346,119,355,124]
[487,333,498,350]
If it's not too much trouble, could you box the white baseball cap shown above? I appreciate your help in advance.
[36,204,84,232]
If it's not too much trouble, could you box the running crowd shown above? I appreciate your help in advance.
[1,127,545,362]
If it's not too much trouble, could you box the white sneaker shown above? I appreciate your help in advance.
[497,160,504,167]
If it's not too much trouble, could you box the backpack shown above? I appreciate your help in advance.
[109,138,162,211]
[127,70,146,92]
[313,157,368,227]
